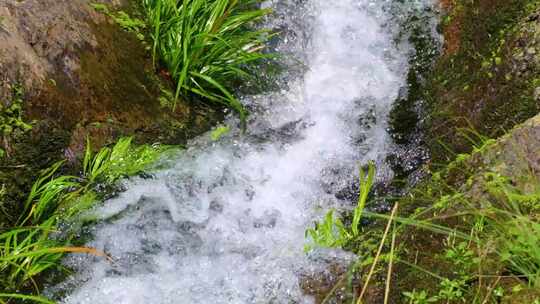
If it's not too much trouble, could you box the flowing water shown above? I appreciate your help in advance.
[50,0,435,302]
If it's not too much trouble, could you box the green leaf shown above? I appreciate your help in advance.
[90,3,109,13]
[211,125,230,141]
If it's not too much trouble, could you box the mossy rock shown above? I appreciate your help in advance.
[426,0,540,162]
[0,0,222,228]
[391,113,540,303]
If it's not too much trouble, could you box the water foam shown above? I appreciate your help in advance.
[50,0,416,302]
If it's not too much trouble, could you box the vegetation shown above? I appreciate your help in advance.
[90,0,274,125]
[0,85,32,159]
[380,0,540,299]
[90,3,147,41]
[306,163,375,250]
[0,0,273,300]
[424,0,540,162]
[0,137,170,302]
[306,138,540,303]
[210,124,230,141]
[1,0,537,302]
[141,0,273,123]
[389,169,540,303]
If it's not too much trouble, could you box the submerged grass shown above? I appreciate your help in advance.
[0,137,171,302]
[142,0,273,124]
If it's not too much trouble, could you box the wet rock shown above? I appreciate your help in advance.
[247,118,307,146]
[209,200,224,213]
[253,209,281,228]
[299,262,350,304]
[1,0,116,104]
[0,0,220,154]
[357,106,377,129]
[467,114,540,195]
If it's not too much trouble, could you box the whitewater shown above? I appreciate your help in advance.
[49,0,426,302]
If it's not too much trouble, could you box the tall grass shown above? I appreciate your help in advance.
[0,137,169,301]
[482,173,540,287]
[308,159,540,302]
[142,0,273,124]
[19,162,78,226]
[495,215,540,287]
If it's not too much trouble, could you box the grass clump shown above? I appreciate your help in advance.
[82,137,164,184]
[0,137,170,302]
[305,161,399,304]
[142,0,273,123]
[90,0,275,125]
[392,172,540,303]
[305,162,376,251]
[483,173,540,287]
[306,154,540,303]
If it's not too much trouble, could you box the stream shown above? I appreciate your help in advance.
[49,0,435,303]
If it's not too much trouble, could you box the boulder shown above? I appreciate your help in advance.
[0,0,217,155]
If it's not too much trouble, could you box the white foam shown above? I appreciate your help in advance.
[51,0,421,303]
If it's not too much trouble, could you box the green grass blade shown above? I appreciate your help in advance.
[0,294,55,304]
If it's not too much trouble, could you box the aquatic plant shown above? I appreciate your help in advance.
[142,0,273,123]
[305,209,350,250]
[352,163,375,236]
[210,124,231,141]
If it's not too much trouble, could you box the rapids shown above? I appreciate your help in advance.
[49,0,435,303]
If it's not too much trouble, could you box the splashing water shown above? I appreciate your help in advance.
[50,0,432,303]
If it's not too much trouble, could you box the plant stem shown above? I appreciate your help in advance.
[357,203,399,304]
[384,218,397,304]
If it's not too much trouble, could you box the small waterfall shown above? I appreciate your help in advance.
[49,0,432,303]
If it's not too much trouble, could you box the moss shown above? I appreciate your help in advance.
[0,84,32,158]
[0,6,223,229]
[319,2,540,303]
[502,288,540,303]
[386,113,540,303]
[426,0,540,163]
[0,124,71,229]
